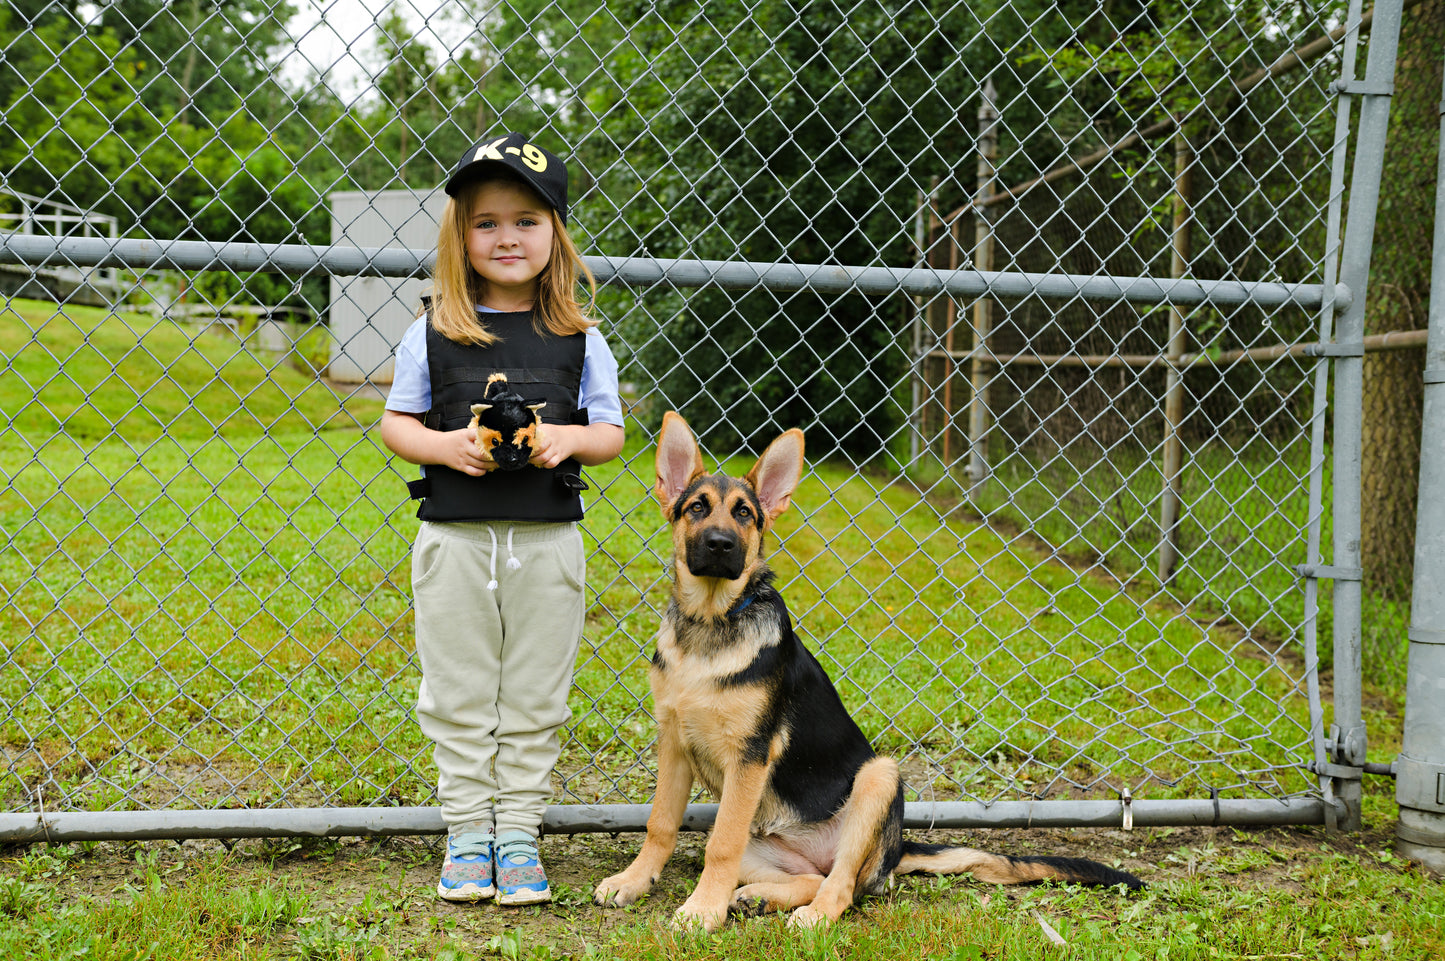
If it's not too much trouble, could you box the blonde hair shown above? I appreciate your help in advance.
[427,175,597,346]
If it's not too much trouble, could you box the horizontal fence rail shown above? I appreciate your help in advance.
[0,235,1350,308]
[930,330,1429,369]
[0,798,1346,844]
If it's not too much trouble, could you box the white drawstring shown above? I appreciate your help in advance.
[487,528,499,590]
[506,527,522,571]
[486,526,521,591]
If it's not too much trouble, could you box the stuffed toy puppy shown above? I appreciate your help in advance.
[469,373,546,471]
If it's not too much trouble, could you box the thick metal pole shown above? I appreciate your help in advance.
[1158,124,1193,585]
[968,78,998,495]
[1307,0,1367,829]
[1395,37,1445,875]
[0,233,1346,308]
[0,798,1345,843]
[1328,0,1405,832]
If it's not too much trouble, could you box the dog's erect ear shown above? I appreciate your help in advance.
[655,411,706,512]
[745,428,804,523]
[470,403,491,418]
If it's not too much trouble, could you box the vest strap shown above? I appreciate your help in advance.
[440,366,582,393]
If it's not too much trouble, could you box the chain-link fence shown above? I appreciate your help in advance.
[914,4,1422,691]
[0,0,1413,835]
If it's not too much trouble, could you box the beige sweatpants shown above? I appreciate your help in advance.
[410,519,585,838]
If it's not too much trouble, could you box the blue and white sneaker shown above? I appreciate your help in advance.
[495,830,550,905]
[436,833,495,901]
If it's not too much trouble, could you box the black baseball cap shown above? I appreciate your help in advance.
[444,132,569,224]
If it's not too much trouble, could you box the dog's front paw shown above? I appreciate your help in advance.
[787,903,832,928]
[672,894,728,933]
[593,870,654,907]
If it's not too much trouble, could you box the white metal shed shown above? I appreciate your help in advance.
[327,189,447,384]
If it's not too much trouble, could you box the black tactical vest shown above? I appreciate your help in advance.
[406,309,589,522]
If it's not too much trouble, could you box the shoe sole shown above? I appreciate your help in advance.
[496,887,551,906]
[437,881,496,901]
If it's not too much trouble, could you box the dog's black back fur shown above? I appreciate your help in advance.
[734,571,881,824]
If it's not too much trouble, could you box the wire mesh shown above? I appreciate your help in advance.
[0,0,1387,825]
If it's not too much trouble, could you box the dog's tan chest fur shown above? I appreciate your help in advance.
[650,621,763,785]
[650,620,798,833]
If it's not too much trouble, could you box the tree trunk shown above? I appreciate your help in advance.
[1362,0,1442,591]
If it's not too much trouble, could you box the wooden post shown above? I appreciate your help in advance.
[909,189,928,467]
[925,176,945,465]
[944,215,960,469]
[932,178,955,469]
[968,78,999,496]
[1159,123,1193,585]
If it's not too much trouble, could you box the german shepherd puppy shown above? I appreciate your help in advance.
[593,412,1143,930]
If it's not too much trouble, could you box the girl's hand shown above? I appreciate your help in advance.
[445,426,495,476]
[529,423,576,470]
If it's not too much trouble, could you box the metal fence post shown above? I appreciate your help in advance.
[1327,0,1405,832]
[1303,0,1366,835]
[1394,44,1445,875]
[944,213,962,467]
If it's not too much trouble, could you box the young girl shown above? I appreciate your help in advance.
[380,132,625,905]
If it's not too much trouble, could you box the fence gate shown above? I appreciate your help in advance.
[0,0,1410,840]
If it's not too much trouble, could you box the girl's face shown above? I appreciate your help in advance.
[465,179,555,310]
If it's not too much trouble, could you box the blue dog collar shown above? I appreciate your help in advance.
[728,593,756,617]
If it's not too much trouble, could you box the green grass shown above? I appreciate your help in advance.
[910,435,1321,648]
[939,409,1411,692]
[0,300,1434,958]
[0,297,1340,815]
[1,807,1441,960]
[4,299,363,441]
[0,846,313,960]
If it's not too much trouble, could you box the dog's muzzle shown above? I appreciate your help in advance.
[686,528,745,580]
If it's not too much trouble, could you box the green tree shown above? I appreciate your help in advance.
[0,3,309,240]
[0,1,339,309]
[98,0,295,128]
[547,0,1257,459]
[0,10,154,218]
[370,3,443,186]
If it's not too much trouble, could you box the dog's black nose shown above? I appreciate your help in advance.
[687,527,746,580]
[703,529,736,554]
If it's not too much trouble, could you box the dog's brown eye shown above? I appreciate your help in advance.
[687,501,706,517]
[734,505,752,520]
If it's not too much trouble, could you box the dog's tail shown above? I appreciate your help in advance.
[895,841,1144,890]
